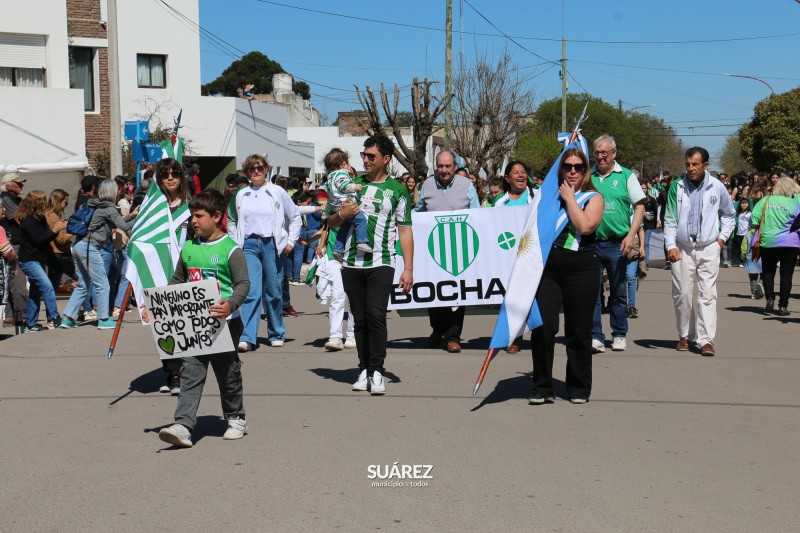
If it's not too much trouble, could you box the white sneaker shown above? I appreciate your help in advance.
[223,418,247,440]
[612,337,626,351]
[325,337,344,351]
[237,341,249,353]
[158,424,192,448]
[352,369,369,391]
[356,243,373,253]
[592,339,605,353]
[370,371,386,395]
[83,310,98,321]
[344,336,357,349]
[271,339,284,347]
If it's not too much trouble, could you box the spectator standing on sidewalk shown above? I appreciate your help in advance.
[664,147,735,356]
[0,172,27,327]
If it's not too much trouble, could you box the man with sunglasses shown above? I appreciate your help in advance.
[590,134,646,353]
[414,151,479,353]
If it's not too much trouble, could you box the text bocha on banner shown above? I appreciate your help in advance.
[390,206,528,310]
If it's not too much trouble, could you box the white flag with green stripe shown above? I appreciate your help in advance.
[125,179,190,322]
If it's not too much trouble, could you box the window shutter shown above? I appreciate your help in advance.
[0,33,47,69]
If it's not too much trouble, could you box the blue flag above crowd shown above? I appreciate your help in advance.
[488,122,594,350]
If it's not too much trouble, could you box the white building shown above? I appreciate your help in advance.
[116,0,314,182]
[0,0,88,195]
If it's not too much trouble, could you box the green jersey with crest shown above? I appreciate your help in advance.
[340,175,411,268]
[179,235,239,301]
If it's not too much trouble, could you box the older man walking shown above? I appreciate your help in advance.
[590,135,646,352]
[415,151,479,353]
[663,147,735,356]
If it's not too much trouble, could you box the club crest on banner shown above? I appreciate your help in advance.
[428,214,480,276]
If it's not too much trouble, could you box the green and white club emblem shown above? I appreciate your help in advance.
[428,214,480,276]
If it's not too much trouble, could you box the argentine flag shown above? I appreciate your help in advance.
[488,131,594,350]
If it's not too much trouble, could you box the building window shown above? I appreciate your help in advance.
[0,67,45,87]
[69,47,95,111]
[137,54,166,88]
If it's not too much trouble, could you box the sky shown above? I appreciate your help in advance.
[195,0,800,171]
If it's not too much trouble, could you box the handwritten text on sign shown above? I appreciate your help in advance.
[143,279,234,360]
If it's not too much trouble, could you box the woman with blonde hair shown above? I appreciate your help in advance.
[17,190,67,330]
[749,177,800,316]
[45,189,87,310]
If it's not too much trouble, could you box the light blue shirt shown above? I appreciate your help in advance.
[686,176,706,238]
[414,176,480,211]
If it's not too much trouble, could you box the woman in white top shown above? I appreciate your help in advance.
[227,154,301,351]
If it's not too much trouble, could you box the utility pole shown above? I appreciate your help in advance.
[619,99,623,112]
[108,0,122,177]
[445,0,453,150]
[561,37,567,132]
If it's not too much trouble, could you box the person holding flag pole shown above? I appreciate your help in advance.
[473,104,600,399]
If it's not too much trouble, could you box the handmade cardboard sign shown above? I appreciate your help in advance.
[142,279,234,360]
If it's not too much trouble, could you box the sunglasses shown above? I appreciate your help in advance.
[248,165,266,174]
[360,152,378,162]
[160,170,181,180]
[561,163,587,173]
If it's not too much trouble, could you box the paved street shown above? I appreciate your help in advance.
[1,265,798,532]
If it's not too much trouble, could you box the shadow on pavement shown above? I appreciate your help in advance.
[109,368,165,405]
[724,306,765,314]
[470,372,566,411]
[634,339,680,350]
[388,337,431,349]
[727,293,761,299]
[309,367,401,385]
[764,316,800,324]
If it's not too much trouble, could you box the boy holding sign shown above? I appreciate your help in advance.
[157,190,251,448]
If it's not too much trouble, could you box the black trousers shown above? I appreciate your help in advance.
[428,306,465,343]
[531,247,600,400]
[760,246,799,307]
[341,266,395,374]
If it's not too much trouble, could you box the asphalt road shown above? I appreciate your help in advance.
[0,265,797,532]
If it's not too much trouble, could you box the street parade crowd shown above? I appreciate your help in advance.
[2,132,799,447]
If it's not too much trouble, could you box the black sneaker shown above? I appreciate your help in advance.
[25,324,47,332]
[159,376,171,393]
[775,306,790,317]
[528,392,554,405]
[764,298,775,315]
[664,263,671,270]
[628,307,639,319]
[77,309,86,322]
[169,374,181,396]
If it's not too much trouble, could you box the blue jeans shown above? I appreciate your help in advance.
[592,240,628,341]
[65,242,111,320]
[643,229,653,267]
[288,227,307,279]
[114,248,130,308]
[625,257,638,309]
[241,236,285,345]
[334,212,368,255]
[19,260,59,325]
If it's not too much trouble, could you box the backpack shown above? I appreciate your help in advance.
[66,203,96,238]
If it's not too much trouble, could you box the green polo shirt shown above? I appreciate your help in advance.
[591,163,644,240]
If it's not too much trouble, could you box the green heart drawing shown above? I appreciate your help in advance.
[158,336,175,356]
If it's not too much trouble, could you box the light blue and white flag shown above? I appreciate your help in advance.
[487,131,595,350]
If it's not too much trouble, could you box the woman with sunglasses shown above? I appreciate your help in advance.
[529,148,604,405]
[227,154,301,352]
[60,179,139,330]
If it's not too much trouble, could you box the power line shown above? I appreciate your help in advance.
[249,0,800,45]
[570,59,800,81]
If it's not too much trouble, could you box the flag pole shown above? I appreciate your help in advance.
[107,271,133,359]
[472,348,497,395]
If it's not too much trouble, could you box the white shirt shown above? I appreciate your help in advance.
[239,185,274,238]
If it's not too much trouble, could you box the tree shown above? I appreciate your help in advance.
[201,51,311,100]
[515,93,684,179]
[384,111,412,128]
[739,87,800,171]
[355,78,452,178]
[451,51,536,179]
[718,133,755,175]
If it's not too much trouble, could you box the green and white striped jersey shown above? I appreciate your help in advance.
[339,175,411,268]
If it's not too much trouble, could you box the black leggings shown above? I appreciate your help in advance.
[531,247,600,400]
[760,247,799,307]
[341,266,395,374]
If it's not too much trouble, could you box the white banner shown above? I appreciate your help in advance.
[143,279,235,360]
[390,206,528,309]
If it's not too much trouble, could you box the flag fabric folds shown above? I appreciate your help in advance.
[488,132,595,350]
[125,179,190,321]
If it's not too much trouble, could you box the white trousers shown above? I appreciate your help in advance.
[671,241,720,346]
[328,260,354,339]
